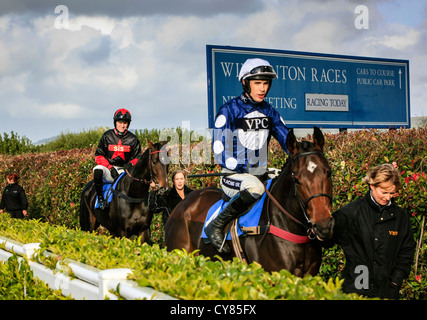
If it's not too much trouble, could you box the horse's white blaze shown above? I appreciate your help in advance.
[307,161,317,173]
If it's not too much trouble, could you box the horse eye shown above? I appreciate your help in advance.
[292,173,301,185]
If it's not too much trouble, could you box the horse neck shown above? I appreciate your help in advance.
[126,153,151,196]
[267,167,308,233]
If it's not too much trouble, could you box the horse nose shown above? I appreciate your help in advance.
[313,216,334,241]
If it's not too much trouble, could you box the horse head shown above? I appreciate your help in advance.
[130,140,170,195]
[285,127,334,241]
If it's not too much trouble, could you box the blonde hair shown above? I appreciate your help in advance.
[362,163,401,189]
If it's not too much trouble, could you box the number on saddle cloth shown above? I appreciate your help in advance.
[94,172,126,209]
[201,179,273,240]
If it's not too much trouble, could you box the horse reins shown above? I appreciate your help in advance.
[264,188,308,230]
[126,149,166,187]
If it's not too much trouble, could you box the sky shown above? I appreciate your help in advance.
[0,0,426,143]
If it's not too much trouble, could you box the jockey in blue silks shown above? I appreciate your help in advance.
[205,58,290,253]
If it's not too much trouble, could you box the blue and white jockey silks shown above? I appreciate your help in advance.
[212,93,289,176]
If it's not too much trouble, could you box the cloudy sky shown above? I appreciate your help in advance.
[0,0,426,143]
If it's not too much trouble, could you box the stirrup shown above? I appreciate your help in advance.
[98,197,107,210]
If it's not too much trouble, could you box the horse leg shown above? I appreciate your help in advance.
[80,181,96,231]
[302,244,322,276]
[165,214,195,252]
[89,210,99,231]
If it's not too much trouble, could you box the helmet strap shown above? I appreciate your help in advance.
[242,79,251,95]
[242,79,272,103]
[114,127,128,137]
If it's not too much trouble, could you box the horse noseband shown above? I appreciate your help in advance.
[304,193,332,210]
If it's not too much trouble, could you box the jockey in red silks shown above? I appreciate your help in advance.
[93,108,141,209]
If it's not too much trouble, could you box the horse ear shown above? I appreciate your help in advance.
[147,139,154,149]
[313,126,324,151]
[286,129,298,156]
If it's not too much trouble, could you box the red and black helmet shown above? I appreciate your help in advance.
[114,108,132,123]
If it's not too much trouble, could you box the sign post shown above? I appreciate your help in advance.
[206,45,410,129]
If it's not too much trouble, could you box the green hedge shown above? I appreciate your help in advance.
[0,214,363,300]
[0,255,70,300]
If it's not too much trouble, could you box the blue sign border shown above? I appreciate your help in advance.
[206,45,410,129]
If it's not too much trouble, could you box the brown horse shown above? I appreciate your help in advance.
[80,140,169,242]
[165,127,334,276]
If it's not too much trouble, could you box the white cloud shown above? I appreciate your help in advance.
[41,103,86,119]
[0,1,425,142]
[292,21,347,52]
[373,29,421,50]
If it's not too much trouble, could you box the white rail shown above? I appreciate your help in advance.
[0,236,175,300]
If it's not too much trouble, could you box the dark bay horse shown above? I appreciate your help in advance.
[165,127,334,276]
[80,140,169,242]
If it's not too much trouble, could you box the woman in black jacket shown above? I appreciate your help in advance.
[330,163,415,299]
[0,173,28,219]
[162,170,193,225]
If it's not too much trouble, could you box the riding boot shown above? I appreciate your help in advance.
[94,169,107,210]
[204,190,257,253]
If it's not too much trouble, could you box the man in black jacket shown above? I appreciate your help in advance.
[329,163,415,299]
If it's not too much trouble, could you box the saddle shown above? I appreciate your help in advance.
[201,179,273,241]
[94,172,126,209]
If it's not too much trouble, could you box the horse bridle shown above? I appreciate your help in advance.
[266,150,332,237]
[126,149,166,188]
[289,150,332,224]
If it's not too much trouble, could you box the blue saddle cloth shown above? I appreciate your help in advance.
[201,179,272,240]
[94,172,126,209]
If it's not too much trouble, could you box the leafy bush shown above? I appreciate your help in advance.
[39,128,106,152]
[36,127,191,152]
[0,255,70,300]
[0,214,363,300]
[0,131,38,155]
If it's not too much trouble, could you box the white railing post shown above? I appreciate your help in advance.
[98,268,133,300]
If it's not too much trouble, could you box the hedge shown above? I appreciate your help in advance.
[0,254,70,300]
[0,214,363,300]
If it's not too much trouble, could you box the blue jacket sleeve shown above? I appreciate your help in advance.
[270,109,290,154]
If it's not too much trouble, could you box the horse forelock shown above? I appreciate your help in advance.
[300,140,314,152]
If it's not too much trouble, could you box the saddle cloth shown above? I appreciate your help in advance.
[201,179,272,240]
[94,172,126,209]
